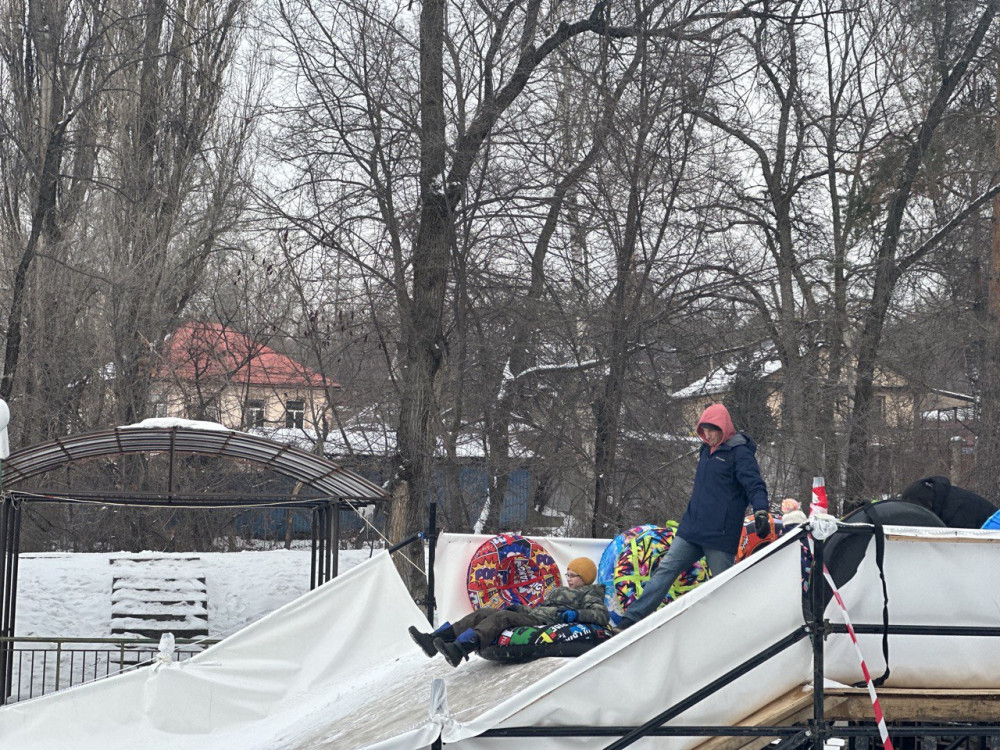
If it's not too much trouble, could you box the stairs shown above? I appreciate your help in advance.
[110,556,209,639]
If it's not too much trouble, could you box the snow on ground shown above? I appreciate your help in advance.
[15,547,380,639]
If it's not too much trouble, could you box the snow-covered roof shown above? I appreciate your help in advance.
[671,358,782,399]
[248,424,534,460]
[122,417,233,432]
[921,406,976,422]
[928,388,975,402]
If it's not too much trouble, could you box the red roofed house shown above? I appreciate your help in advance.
[150,322,337,431]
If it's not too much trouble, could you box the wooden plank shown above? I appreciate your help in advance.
[693,687,1000,750]
[825,688,1000,722]
[692,686,838,750]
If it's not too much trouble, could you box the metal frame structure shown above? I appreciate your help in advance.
[429,530,1000,750]
[0,424,389,705]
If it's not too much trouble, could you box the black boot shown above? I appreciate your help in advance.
[408,626,437,657]
[434,629,478,668]
[409,623,455,658]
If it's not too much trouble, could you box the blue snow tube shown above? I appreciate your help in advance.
[982,508,1000,530]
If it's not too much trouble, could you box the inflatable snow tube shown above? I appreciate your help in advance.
[602,523,709,627]
[824,500,945,588]
[803,500,946,619]
[736,514,784,562]
[467,533,560,610]
[982,508,1000,530]
[478,622,612,663]
[598,523,658,585]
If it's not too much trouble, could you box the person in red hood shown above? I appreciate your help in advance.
[618,402,771,630]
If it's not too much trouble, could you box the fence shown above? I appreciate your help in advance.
[1,636,220,704]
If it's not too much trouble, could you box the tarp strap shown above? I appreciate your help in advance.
[857,504,890,688]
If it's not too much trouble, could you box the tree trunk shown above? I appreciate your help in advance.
[0,118,66,401]
[386,0,451,596]
[592,151,644,535]
[973,55,1000,492]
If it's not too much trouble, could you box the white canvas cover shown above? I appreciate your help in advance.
[823,525,1000,688]
[0,398,9,458]
[2,525,1000,749]
[0,552,438,749]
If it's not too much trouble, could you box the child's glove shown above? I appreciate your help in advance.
[560,610,578,623]
[754,510,772,537]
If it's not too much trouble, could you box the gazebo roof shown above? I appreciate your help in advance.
[2,420,387,501]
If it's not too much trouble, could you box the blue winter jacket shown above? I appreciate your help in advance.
[676,432,769,554]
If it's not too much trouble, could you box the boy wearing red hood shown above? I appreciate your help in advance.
[618,402,770,629]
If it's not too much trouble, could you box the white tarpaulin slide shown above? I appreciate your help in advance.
[2,526,1000,749]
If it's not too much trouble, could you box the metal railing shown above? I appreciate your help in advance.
[1,636,220,704]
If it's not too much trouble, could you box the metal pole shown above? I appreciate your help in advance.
[0,496,8,705]
[6,500,20,703]
[310,506,319,590]
[426,498,437,623]
[318,504,327,584]
[810,534,827,750]
[331,501,341,579]
[167,428,176,496]
[0,490,16,707]
[317,505,327,584]
[387,532,424,554]
[320,504,331,584]
[326,502,335,581]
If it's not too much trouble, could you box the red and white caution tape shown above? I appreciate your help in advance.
[810,476,829,516]
[820,562,894,750]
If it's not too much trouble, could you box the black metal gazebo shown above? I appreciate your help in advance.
[0,422,390,704]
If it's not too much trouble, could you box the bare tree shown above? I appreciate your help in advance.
[377,0,771,591]
[101,0,252,426]
[0,0,255,450]
[587,38,716,534]
[680,0,1000,508]
[0,0,114,427]
[844,0,999,502]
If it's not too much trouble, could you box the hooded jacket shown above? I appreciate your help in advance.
[900,475,997,529]
[677,403,769,554]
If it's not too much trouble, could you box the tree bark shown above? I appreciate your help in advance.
[387,0,451,594]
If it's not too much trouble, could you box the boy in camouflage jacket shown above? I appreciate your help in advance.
[409,557,608,667]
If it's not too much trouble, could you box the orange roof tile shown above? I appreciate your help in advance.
[156,322,335,389]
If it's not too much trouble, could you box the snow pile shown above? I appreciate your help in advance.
[16,548,377,639]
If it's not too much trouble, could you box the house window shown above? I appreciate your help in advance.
[285,400,305,429]
[189,401,219,422]
[152,400,168,418]
[876,395,887,420]
[246,399,265,428]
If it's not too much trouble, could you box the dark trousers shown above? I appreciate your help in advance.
[621,535,734,625]
[452,607,553,645]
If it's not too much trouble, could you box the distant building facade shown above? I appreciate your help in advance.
[671,353,971,435]
[669,349,976,497]
[150,322,336,432]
